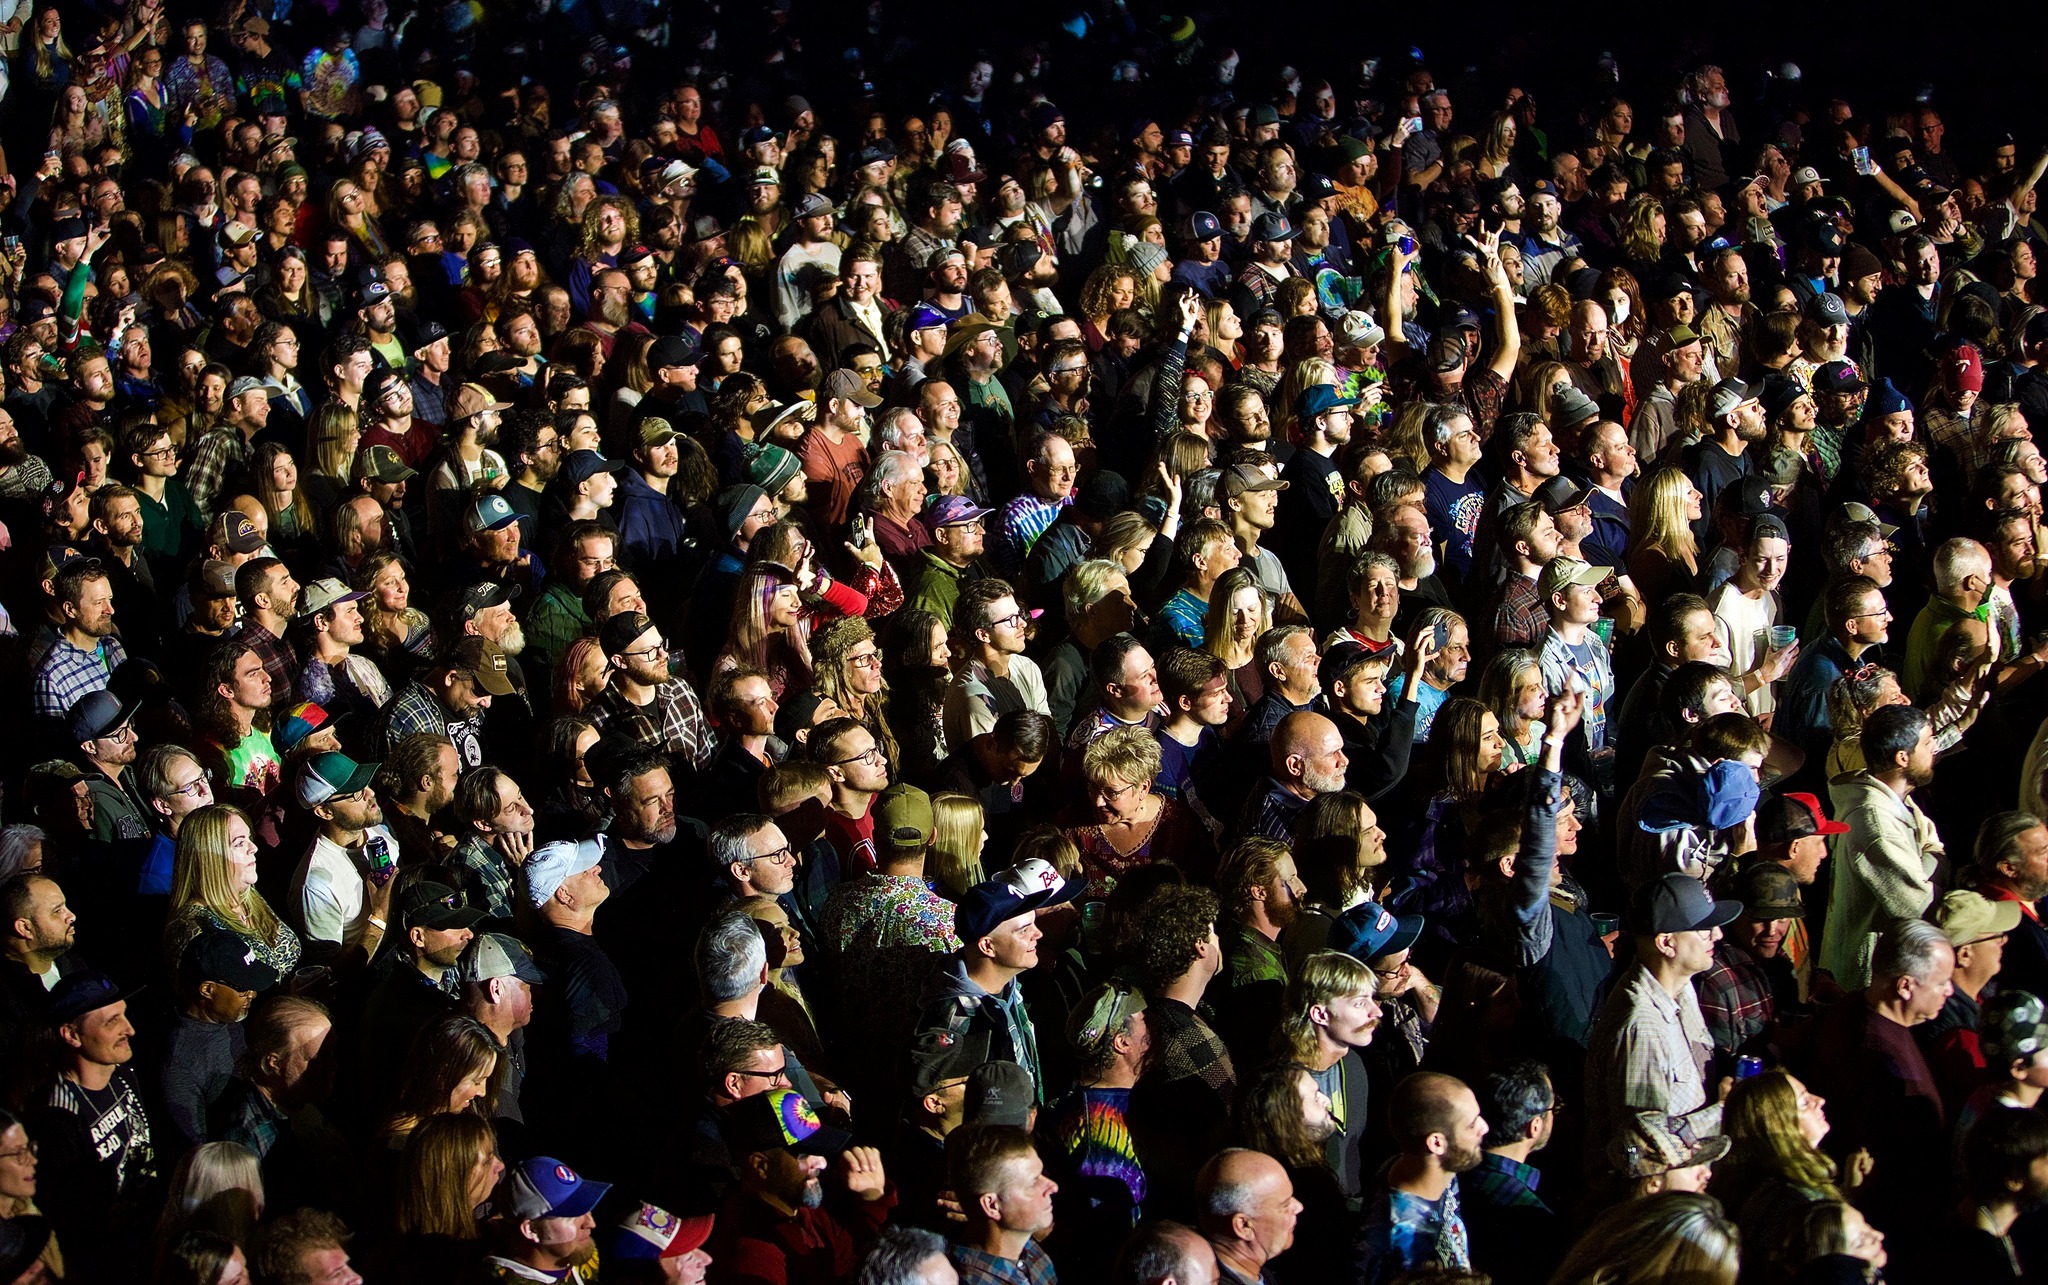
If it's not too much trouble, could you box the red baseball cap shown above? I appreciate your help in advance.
[1757,792,1850,843]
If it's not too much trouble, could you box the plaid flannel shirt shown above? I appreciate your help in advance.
[1146,996,1236,1107]
[33,634,129,717]
[377,681,452,751]
[185,425,253,520]
[949,1240,1059,1285]
[452,835,517,920]
[1584,960,1721,1151]
[1696,938,1777,1055]
[588,677,717,770]
[1492,573,1549,651]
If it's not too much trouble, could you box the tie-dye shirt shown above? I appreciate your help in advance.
[1042,1085,1145,1218]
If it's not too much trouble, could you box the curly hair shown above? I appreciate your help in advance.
[1128,884,1219,988]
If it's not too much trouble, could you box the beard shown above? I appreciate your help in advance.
[597,293,631,328]
[1403,550,1435,580]
[1304,1111,1338,1143]
[1302,765,1347,794]
[0,439,26,467]
[799,1178,825,1209]
[1444,1140,1485,1173]
[495,622,526,656]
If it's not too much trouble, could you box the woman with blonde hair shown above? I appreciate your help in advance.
[925,438,971,500]
[928,792,987,898]
[386,1113,501,1281]
[354,552,436,676]
[1710,1069,1856,1269]
[155,1141,265,1259]
[1064,726,1214,897]
[325,177,390,259]
[1205,296,1245,372]
[811,614,901,771]
[1202,567,1270,721]
[165,805,302,974]
[1475,111,1519,181]
[1548,1191,1740,1285]
[1627,466,1703,604]
[301,401,360,513]
[1618,195,1668,278]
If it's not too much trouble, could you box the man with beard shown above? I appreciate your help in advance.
[1373,504,1455,639]
[89,485,159,658]
[361,367,437,469]
[350,447,423,568]
[483,1157,608,1283]
[450,768,538,924]
[353,277,407,372]
[616,418,696,612]
[496,411,561,549]
[497,301,549,389]
[357,877,481,1079]
[1695,247,1757,382]
[1237,712,1349,846]
[289,751,396,960]
[1276,386,1358,571]
[186,376,271,522]
[589,611,718,773]
[1357,1072,1487,1283]
[375,637,514,769]
[426,383,511,537]
[34,560,127,723]
[1464,1062,1567,1285]
[65,689,149,850]
[234,557,302,707]
[710,1088,891,1285]
[1683,379,1763,546]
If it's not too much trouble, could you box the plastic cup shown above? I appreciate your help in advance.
[1769,625,1798,651]
[1590,913,1620,937]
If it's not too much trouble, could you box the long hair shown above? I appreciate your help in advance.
[1479,650,1543,746]
[1713,1069,1841,1202]
[1293,791,1378,905]
[929,793,986,897]
[168,804,282,947]
[159,1231,244,1285]
[1630,466,1700,566]
[155,1141,266,1260]
[248,442,311,537]
[1547,1192,1739,1285]
[724,562,801,672]
[811,614,899,766]
[1619,194,1666,263]
[1273,952,1378,1064]
[305,402,359,479]
[1236,1061,1332,1169]
[1426,697,1497,803]
[1202,567,1268,663]
[381,1014,501,1138]
[393,1112,496,1239]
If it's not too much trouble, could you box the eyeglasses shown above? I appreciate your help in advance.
[0,1140,37,1162]
[848,651,882,669]
[833,745,885,768]
[987,611,1027,631]
[620,639,670,661]
[743,844,797,866]
[734,1064,790,1080]
[140,443,178,459]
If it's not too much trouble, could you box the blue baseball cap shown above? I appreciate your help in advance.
[1189,211,1224,241]
[907,304,952,333]
[1329,899,1424,962]
[561,450,628,486]
[465,493,520,534]
[1639,759,1760,834]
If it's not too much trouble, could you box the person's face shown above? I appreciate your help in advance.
[0,1123,38,1204]
[843,634,885,695]
[19,878,75,953]
[1744,537,1789,591]
[1434,624,1471,685]
[829,727,890,793]
[66,999,135,1067]
[1730,909,1792,958]
[1321,985,1382,1049]
[986,910,1041,971]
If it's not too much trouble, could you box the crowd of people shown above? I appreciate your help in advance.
[1,2,2047,1284]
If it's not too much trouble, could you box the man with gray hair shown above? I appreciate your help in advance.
[864,448,932,573]
[860,1226,957,1285]
[710,812,799,904]
[1808,917,1953,1270]
[1904,536,1993,699]
[1196,1148,1300,1285]
[876,408,931,469]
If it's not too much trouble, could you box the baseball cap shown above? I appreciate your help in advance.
[192,559,240,600]
[406,318,451,353]
[271,701,337,755]
[648,334,702,371]
[601,1204,715,1264]
[1250,211,1300,242]
[1803,292,1849,328]
[1535,477,1596,516]
[1835,500,1899,538]
[450,580,521,622]
[1665,323,1701,348]
[211,511,267,556]
[1066,981,1148,1061]
[1933,888,2024,948]
[226,375,267,402]
[1720,477,1779,520]
[638,418,680,452]
[955,859,1086,942]
[460,932,548,986]
[1790,166,1827,187]
[448,636,516,696]
[924,494,992,528]
[789,192,834,221]
[504,1157,611,1221]
[1536,556,1609,603]
[527,836,607,905]
[1944,342,1985,394]
[1329,898,1425,961]
[562,449,628,487]
[295,750,376,809]
[1336,311,1386,350]
[910,1027,992,1095]
[997,242,1044,280]
[1756,792,1850,844]
[1886,209,1919,235]
[1639,759,1761,836]
[1607,1110,1731,1178]
[822,366,883,408]
[599,610,660,660]
[966,1061,1035,1127]
[354,278,393,308]
[180,930,282,993]
[1297,384,1360,421]
[1426,332,1468,374]
[465,494,521,535]
[723,1087,853,1156]
[1805,222,1845,256]
[1732,861,1805,920]
[1980,991,2048,1068]
[47,971,141,1026]
[1629,872,1744,935]
[297,577,367,618]
[1707,377,1758,419]
[905,304,952,333]
[353,444,418,483]
[450,382,512,425]
[940,152,987,186]
[874,782,935,851]
[401,880,483,931]
[67,689,138,744]
[1189,211,1225,242]
[1222,463,1289,498]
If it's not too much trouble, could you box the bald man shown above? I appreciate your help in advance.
[1235,711,1348,844]
[1197,1149,1300,1285]
[1114,1219,1219,1285]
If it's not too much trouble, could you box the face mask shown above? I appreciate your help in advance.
[1610,295,1631,324]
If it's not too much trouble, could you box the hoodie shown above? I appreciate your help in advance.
[912,957,1045,1102]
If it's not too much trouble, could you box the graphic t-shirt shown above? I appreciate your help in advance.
[1423,469,1487,585]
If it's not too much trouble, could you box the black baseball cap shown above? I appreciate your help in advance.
[1629,873,1743,936]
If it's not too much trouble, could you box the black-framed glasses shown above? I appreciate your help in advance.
[832,745,884,768]
[987,611,1027,632]
[620,638,670,661]
[734,1063,790,1079]
[742,844,796,866]
[847,650,882,670]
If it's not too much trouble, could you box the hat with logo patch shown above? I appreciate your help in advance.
[447,636,516,696]
[600,1203,716,1263]
[1330,898,1425,961]
[47,970,142,1026]
[1250,211,1299,242]
[966,1060,1036,1127]
[180,929,282,993]
[1708,377,1759,419]
[1066,981,1148,1062]
[723,1087,853,1156]
[353,444,417,483]
[1811,361,1867,395]
[910,1027,992,1095]
[1803,292,1850,328]
[923,494,993,528]
[955,859,1085,942]
[465,493,520,535]
[504,1157,611,1221]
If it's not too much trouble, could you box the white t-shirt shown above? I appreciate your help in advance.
[1710,582,1779,717]
[290,824,397,944]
